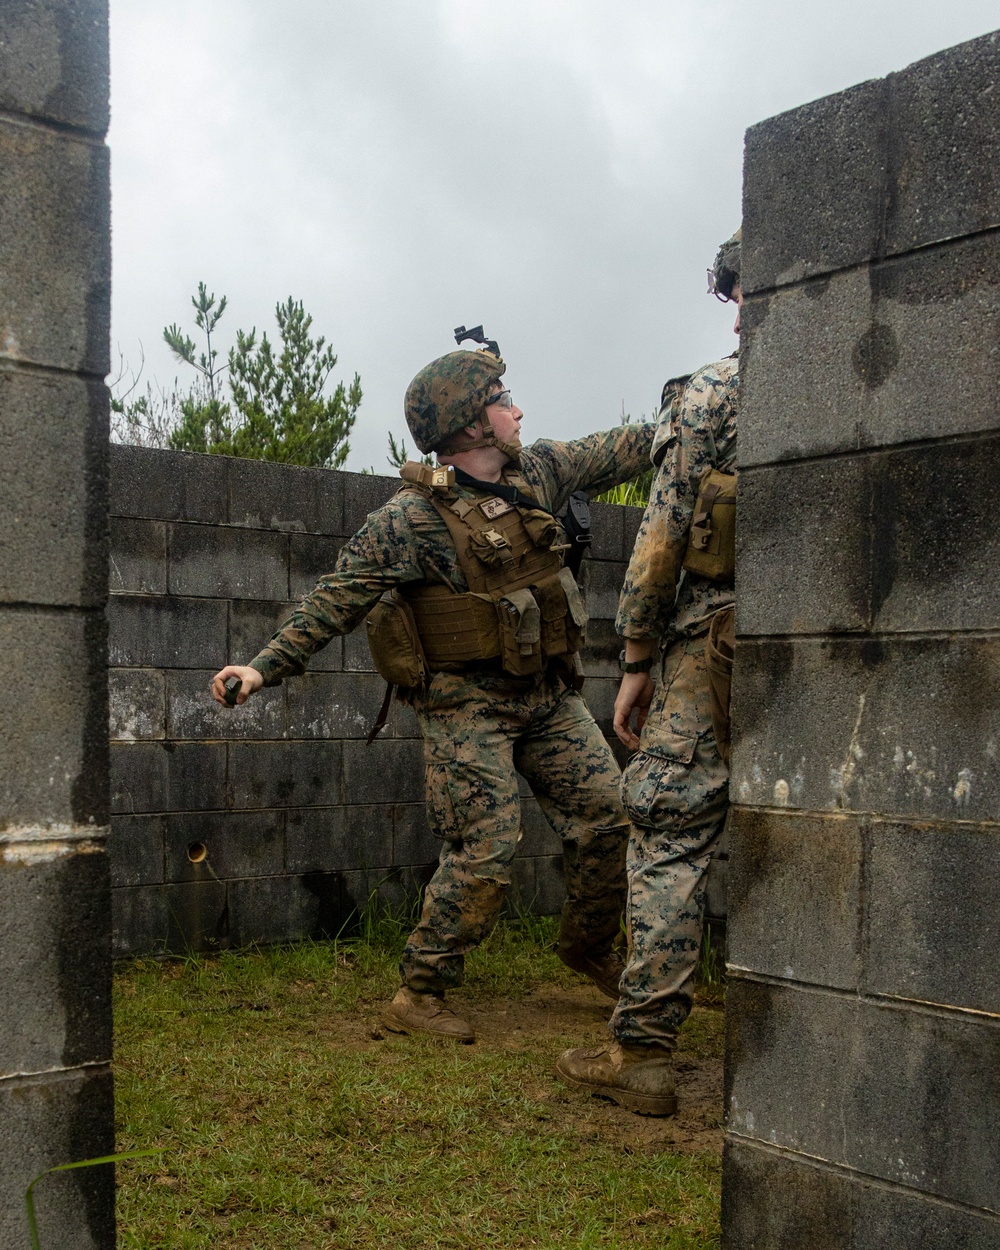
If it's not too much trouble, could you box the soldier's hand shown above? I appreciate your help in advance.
[613,673,655,751]
[211,665,264,707]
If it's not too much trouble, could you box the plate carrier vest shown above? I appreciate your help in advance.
[365,462,588,692]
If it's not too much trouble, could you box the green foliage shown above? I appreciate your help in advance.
[166,291,361,468]
[111,283,362,468]
[163,282,229,402]
[595,406,655,507]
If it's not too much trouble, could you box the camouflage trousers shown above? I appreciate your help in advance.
[400,668,629,994]
[609,631,729,1049]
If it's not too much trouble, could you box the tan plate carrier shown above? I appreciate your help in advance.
[366,465,588,691]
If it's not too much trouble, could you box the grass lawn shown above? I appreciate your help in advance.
[114,915,724,1249]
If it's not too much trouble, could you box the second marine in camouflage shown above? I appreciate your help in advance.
[213,343,654,1042]
[557,231,742,1114]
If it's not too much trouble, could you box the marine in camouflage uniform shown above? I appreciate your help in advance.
[610,355,737,1047]
[557,231,741,1114]
[233,346,655,1041]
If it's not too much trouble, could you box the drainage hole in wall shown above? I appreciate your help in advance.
[187,842,208,863]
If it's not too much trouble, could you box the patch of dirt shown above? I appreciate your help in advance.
[315,981,725,1157]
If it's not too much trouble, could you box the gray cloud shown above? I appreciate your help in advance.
[109,1,999,468]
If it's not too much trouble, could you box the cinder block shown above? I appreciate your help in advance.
[742,77,885,293]
[579,675,618,735]
[740,237,1000,466]
[580,617,622,678]
[0,119,109,374]
[0,0,110,132]
[110,445,227,524]
[168,522,288,600]
[732,636,1000,824]
[506,855,536,916]
[725,978,1000,1211]
[737,457,871,635]
[110,742,167,815]
[108,814,164,887]
[581,557,626,622]
[286,804,393,874]
[392,802,438,868]
[226,456,344,535]
[108,667,164,740]
[863,818,1000,1015]
[343,626,375,672]
[704,854,727,923]
[111,879,229,955]
[296,869,370,940]
[619,506,643,562]
[519,797,560,857]
[226,874,322,947]
[885,30,1000,256]
[0,606,108,827]
[107,594,226,668]
[342,737,424,805]
[286,670,386,739]
[341,470,400,534]
[0,371,108,606]
[387,695,421,740]
[289,532,343,598]
[727,809,862,989]
[164,810,285,883]
[869,434,1000,633]
[229,598,343,673]
[588,502,625,561]
[0,842,111,1076]
[529,855,565,916]
[228,740,341,810]
[165,669,285,741]
[722,1138,1000,1250]
[164,741,227,811]
[0,1067,114,1250]
[109,517,166,594]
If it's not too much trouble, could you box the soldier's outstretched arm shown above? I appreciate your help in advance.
[521,421,656,508]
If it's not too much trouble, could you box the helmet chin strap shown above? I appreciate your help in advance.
[453,414,522,464]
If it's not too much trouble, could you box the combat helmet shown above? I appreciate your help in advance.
[404,349,508,455]
[708,228,742,301]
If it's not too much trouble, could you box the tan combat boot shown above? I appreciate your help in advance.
[557,948,626,1000]
[555,1041,677,1116]
[381,986,476,1043]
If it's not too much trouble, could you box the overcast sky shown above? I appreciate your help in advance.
[109,2,999,472]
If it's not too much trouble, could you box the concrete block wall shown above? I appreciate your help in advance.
[0,2,114,1247]
[108,445,647,956]
[724,30,1000,1249]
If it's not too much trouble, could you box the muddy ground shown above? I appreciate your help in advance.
[327,980,725,1157]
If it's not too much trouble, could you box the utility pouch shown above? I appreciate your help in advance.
[497,587,543,675]
[683,467,737,582]
[365,590,427,688]
[706,606,735,765]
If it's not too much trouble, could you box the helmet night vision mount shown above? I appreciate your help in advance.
[454,324,501,357]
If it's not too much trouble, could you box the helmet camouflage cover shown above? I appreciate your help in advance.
[709,228,742,300]
[404,350,506,454]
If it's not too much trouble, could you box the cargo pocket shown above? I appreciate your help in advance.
[621,727,699,830]
[425,760,463,843]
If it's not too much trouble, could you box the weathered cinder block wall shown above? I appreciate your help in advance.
[724,29,1000,1249]
[108,446,655,956]
[0,2,114,1247]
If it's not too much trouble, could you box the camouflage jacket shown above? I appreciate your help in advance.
[616,355,738,643]
[250,424,654,684]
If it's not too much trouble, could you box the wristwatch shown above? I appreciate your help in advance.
[619,650,655,674]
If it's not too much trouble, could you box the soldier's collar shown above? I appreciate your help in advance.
[452,466,552,515]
